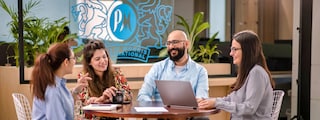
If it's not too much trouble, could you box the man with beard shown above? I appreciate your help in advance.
[137,30,209,103]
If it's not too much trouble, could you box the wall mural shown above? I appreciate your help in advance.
[71,0,173,63]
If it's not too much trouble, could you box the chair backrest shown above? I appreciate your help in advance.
[271,90,285,120]
[12,93,32,120]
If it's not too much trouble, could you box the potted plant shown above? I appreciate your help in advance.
[159,12,220,63]
[0,0,77,67]
[192,32,221,63]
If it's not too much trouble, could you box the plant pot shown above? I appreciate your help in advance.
[5,63,11,66]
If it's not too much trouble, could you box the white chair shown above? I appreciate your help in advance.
[271,90,285,120]
[12,93,32,120]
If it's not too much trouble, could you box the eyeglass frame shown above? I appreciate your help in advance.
[165,40,186,46]
[230,47,242,52]
[69,56,77,60]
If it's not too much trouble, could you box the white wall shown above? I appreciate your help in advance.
[310,0,320,119]
[292,0,320,119]
[291,0,299,118]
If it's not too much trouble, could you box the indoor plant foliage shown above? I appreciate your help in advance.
[176,12,210,54]
[0,0,76,67]
[192,32,221,63]
[159,12,221,63]
[176,12,221,63]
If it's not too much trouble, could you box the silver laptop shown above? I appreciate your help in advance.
[155,80,198,109]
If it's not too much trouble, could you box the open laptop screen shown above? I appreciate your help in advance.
[155,80,198,109]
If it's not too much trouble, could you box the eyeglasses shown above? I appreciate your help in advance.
[69,56,77,60]
[230,47,241,52]
[166,40,185,46]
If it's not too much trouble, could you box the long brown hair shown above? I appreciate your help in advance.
[231,30,275,91]
[83,40,115,97]
[31,43,71,100]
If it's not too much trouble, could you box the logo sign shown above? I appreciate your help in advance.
[72,0,173,63]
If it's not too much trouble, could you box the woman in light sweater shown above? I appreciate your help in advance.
[198,30,275,120]
[31,43,76,120]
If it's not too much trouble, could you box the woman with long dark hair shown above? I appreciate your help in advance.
[72,40,131,119]
[198,30,275,120]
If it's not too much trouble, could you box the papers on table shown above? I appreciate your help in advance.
[82,104,120,111]
[83,104,168,112]
[134,107,168,112]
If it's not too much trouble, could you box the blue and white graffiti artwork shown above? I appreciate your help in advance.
[72,0,173,63]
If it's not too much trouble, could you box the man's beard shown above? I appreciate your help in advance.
[168,46,185,61]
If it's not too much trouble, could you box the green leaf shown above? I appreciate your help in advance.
[0,0,76,67]
[158,48,168,57]
[193,22,209,41]
[206,32,219,47]
[175,14,191,35]
[190,12,204,34]
[73,44,84,54]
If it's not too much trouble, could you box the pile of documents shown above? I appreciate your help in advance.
[82,104,120,111]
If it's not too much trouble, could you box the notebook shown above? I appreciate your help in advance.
[82,104,120,111]
[155,80,198,109]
